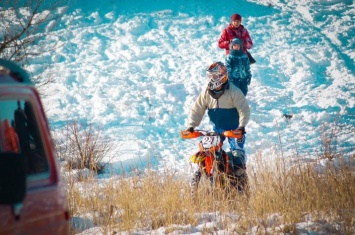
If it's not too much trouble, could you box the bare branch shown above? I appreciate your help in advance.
[0,0,69,68]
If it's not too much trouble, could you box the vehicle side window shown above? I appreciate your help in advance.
[0,100,48,176]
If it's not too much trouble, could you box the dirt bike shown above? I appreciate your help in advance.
[180,129,248,194]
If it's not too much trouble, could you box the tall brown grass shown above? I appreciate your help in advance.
[67,153,355,234]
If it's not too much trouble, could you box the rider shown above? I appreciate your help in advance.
[186,62,250,191]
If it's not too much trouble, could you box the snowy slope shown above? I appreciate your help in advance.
[20,0,355,176]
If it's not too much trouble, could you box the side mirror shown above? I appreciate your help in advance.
[0,153,26,204]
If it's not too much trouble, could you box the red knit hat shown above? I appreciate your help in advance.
[231,14,242,21]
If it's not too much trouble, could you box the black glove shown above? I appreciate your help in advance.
[237,127,246,135]
[186,127,194,133]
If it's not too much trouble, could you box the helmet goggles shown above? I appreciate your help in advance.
[207,73,226,90]
[206,62,228,90]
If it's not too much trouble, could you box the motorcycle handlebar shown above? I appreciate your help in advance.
[180,130,243,139]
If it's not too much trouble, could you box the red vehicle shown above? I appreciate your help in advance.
[0,59,69,234]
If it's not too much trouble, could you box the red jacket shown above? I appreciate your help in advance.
[218,24,253,55]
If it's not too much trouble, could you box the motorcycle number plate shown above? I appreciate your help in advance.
[201,136,220,149]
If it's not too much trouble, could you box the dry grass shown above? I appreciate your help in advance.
[248,154,355,234]
[67,153,355,234]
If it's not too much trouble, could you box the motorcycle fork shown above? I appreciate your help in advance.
[211,150,227,188]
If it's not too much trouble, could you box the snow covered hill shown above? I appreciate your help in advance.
[20,0,355,175]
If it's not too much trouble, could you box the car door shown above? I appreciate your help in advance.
[0,88,69,235]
